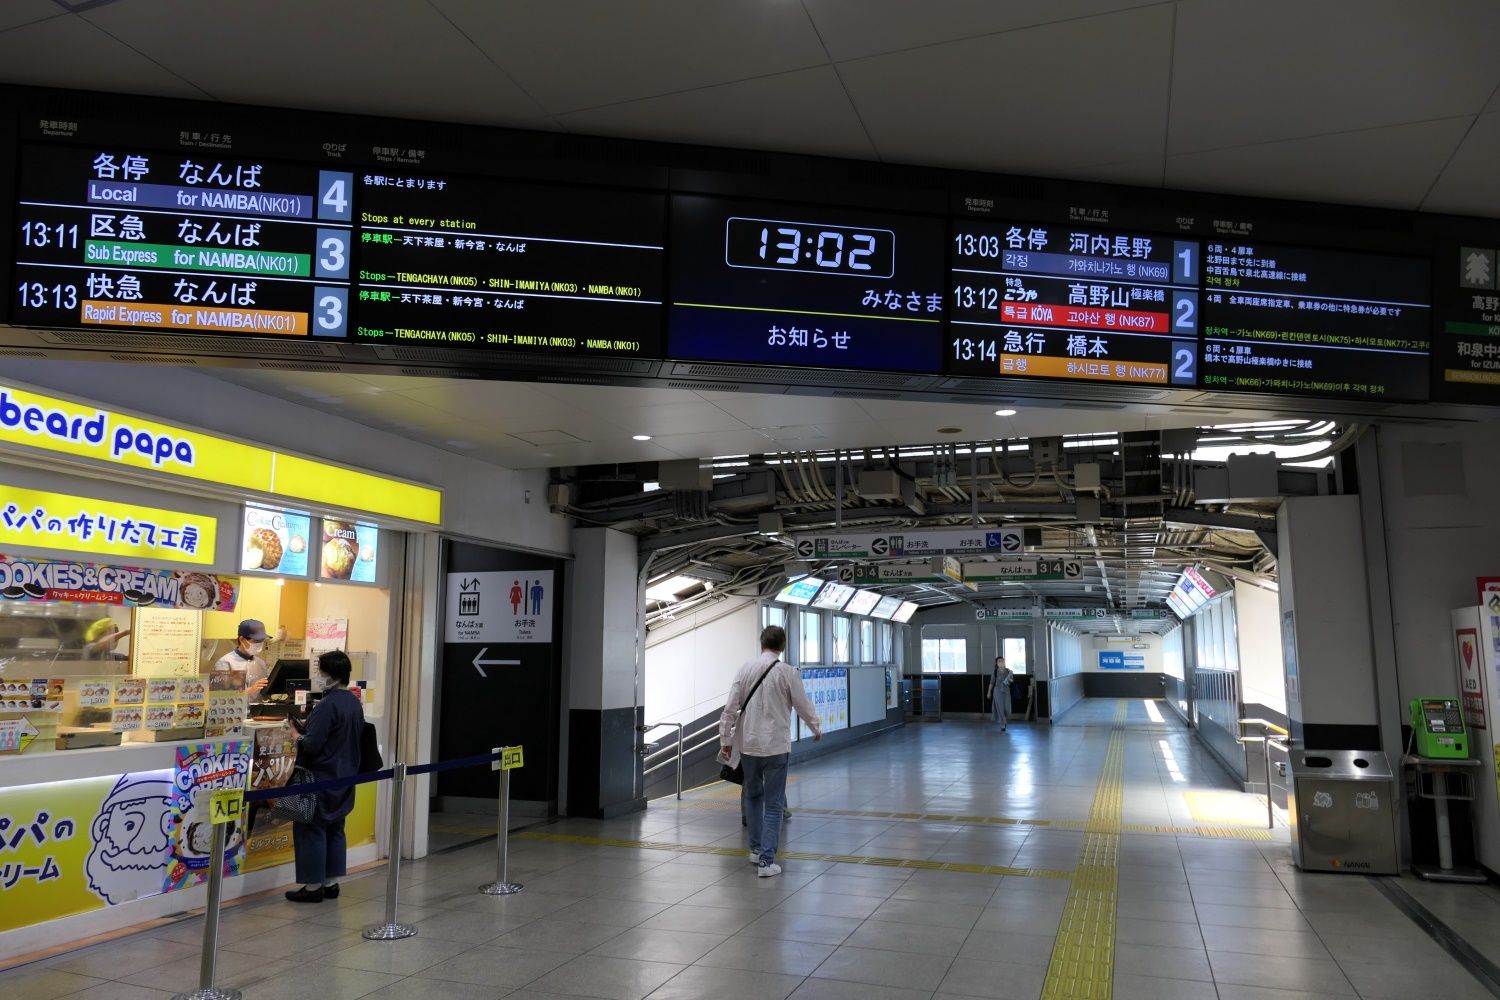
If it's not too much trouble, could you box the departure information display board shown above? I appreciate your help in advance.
[1437,243,1500,402]
[1200,241,1431,400]
[354,170,664,356]
[668,195,947,372]
[948,221,1200,387]
[13,144,354,338]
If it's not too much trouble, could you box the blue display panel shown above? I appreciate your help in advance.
[669,195,947,372]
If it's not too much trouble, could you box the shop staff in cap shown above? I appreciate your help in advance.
[215,619,271,696]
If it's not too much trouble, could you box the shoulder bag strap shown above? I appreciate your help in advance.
[739,659,780,713]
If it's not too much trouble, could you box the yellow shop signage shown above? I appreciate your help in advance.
[0,485,217,564]
[0,383,441,526]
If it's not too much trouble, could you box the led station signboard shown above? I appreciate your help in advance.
[9,85,1500,413]
[669,195,948,373]
[354,170,664,357]
[948,221,1201,388]
[1200,241,1431,401]
[13,145,354,339]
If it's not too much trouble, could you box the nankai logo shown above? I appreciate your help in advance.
[1330,858,1371,870]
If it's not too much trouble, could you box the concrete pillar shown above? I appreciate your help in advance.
[563,526,645,818]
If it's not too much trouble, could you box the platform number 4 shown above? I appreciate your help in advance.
[318,171,353,222]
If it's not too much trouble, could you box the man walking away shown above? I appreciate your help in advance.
[988,655,1014,731]
[719,626,821,878]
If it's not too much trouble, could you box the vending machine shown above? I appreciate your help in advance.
[1449,606,1500,869]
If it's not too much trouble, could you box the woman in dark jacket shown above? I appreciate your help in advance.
[285,650,364,902]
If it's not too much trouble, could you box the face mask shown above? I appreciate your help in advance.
[312,672,335,692]
[246,640,266,655]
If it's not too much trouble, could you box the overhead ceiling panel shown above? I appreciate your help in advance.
[836,5,1174,173]
[0,11,203,96]
[1168,0,1500,155]
[1165,117,1474,211]
[802,0,1166,61]
[1423,112,1500,216]
[431,0,828,114]
[83,0,549,125]
[558,66,876,160]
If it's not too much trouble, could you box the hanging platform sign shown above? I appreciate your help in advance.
[962,557,1083,583]
[976,608,1038,621]
[794,526,1023,561]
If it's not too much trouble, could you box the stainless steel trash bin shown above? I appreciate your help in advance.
[1286,749,1400,874]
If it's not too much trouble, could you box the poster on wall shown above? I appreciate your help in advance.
[306,617,349,672]
[886,667,899,710]
[244,722,298,872]
[797,667,850,739]
[1098,651,1126,669]
[131,607,203,677]
[0,553,238,611]
[320,519,378,583]
[0,760,378,935]
[1456,627,1487,730]
[162,740,251,892]
[445,570,555,644]
[241,504,311,577]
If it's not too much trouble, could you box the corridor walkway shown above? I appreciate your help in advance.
[8,699,1500,1000]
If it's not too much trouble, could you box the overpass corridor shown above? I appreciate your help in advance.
[13,700,1500,999]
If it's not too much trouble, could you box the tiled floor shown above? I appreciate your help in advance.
[8,698,1500,1000]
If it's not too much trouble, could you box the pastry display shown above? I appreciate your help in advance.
[244,526,284,571]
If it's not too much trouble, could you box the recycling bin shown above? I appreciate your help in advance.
[1286,749,1400,874]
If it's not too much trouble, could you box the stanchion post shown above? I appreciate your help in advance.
[363,763,418,940]
[480,746,523,895]
[171,820,240,1000]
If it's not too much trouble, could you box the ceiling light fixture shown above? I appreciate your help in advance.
[632,434,652,441]
[994,408,1017,417]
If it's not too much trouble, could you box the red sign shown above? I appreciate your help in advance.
[1477,577,1500,606]
[1457,626,1486,730]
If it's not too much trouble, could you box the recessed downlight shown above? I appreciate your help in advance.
[994,408,1017,417]
[632,434,653,441]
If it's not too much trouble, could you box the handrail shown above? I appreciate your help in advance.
[1237,718,1291,829]
[1239,716,1290,738]
[644,729,721,777]
[639,721,685,799]
[643,718,720,766]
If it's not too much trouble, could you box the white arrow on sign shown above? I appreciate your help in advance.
[472,647,521,678]
[795,539,815,558]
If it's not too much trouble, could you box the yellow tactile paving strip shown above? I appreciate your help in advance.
[1041,702,1128,1000]
[515,831,1073,880]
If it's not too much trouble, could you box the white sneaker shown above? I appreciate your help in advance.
[748,852,760,863]
[756,863,782,878]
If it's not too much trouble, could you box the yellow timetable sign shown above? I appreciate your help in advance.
[0,484,217,564]
[501,746,525,771]
[0,382,442,526]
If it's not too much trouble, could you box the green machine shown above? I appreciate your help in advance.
[1410,698,1469,759]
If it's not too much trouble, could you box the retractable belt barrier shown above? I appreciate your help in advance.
[173,746,518,1000]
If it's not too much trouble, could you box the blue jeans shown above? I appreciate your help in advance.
[293,817,346,885]
[741,753,789,865]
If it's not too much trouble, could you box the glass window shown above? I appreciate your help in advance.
[831,616,852,664]
[878,623,894,664]
[798,609,822,664]
[762,603,787,632]
[859,619,876,664]
[920,637,967,673]
[1002,636,1028,674]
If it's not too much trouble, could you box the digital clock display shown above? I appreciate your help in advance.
[724,217,894,278]
[670,195,946,373]
[947,220,1201,387]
